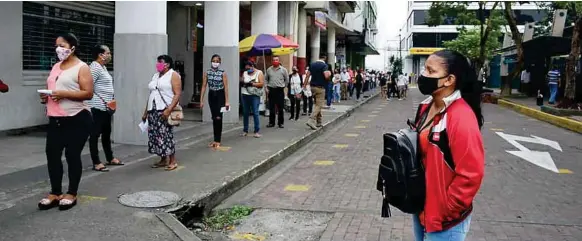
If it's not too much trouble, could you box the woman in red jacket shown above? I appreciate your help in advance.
[413,50,485,241]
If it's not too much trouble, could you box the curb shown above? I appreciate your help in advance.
[157,213,203,241]
[498,99,582,134]
[172,91,380,219]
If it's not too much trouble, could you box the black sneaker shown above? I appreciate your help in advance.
[278,124,284,128]
[266,124,275,128]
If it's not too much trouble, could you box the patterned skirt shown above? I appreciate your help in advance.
[147,103,175,157]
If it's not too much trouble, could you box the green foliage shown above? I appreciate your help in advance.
[427,2,480,26]
[443,28,502,63]
[203,205,253,231]
[391,56,403,76]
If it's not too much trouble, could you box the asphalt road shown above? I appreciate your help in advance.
[218,89,582,241]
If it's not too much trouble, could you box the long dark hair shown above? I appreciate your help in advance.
[433,50,484,129]
[58,33,79,56]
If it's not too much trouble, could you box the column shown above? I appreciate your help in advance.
[251,1,278,72]
[297,7,307,74]
[311,22,321,62]
[113,1,167,145]
[203,1,239,123]
[327,26,336,70]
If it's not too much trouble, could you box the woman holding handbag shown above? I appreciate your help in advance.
[143,55,182,171]
[88,45,122,172]
[288,66,303,120]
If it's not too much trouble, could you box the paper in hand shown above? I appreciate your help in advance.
[138,120,148,133]
[220,106,230,113]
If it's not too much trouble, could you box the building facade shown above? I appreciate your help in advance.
[400,1,546,75]
[0,1,377,143]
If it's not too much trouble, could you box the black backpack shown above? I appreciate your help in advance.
[376,110,428,217]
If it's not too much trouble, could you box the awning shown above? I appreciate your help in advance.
[495,36,572,59]
[326,14,355,35]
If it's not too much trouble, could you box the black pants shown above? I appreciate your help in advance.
[355,84,362,99]
[289,95,301,120]
[390,83,400,98]
[89,108,114,165]
[208,89,225,142]
[349,84,355,98]
[303,94,313,114]
[46,110,92,196]
[268,87,285,126]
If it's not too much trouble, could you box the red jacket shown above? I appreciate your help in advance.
[415,90,484,232]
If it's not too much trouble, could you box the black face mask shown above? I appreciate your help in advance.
[418,75,448,95]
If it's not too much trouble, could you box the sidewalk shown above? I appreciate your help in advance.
[0,90,377,241]
[499,96,582,134]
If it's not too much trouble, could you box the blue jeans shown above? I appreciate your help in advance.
[242,94,260,133]
[333,84,341,102]
[549,83,558,104]
[413,214,472,241]
[326,82,333,106]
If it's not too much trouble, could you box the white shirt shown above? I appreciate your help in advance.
[147,69,177,111]
[340,72,350,82]
[289,74,302,95]
[87,61,114,111]
[397,75,407,86]
[521,70,531,83]
[241,69,263,95]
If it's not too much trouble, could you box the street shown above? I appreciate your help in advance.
[218,89,582,241]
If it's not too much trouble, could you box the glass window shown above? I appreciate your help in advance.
[414,9,546,26]
[412,33,459,48]
[22,2,115,70]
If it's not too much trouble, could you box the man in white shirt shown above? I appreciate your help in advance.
[340,69,350,100]
[397,73,407,100]
[520,69,531,95]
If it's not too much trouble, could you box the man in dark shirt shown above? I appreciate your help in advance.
[304,55,331,130]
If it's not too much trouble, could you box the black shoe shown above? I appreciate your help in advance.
[302,113,307,116]
[289,116,294,120]
[278,124,284,128]
[266,124,275,128]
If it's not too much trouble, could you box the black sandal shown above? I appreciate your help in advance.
[93,165,110,172]
[106,159,125,166]
[58,194,77,211]
[38,194,61,210]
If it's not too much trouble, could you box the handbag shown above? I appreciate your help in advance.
[95,92,116,115]
[157,88,183,126]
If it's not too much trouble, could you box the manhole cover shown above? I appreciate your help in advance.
[118,191,181,208]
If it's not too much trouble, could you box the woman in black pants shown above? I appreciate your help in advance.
[200,54,230,149]
[355,69,363,100]
[88,45,123,172]
[302,67,313,115]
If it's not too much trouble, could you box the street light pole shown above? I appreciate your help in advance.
[398,29,402,60]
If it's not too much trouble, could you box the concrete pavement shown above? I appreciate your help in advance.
[0,90,378,241]
[219,89,582,241]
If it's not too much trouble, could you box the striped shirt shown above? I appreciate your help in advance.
[547,70,560,84]
[87,61,114,111]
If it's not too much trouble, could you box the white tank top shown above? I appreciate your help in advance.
[147,69,178,111]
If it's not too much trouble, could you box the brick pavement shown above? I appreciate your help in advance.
[225,89,582,241]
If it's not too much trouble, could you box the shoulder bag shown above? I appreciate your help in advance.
[157,88,183,126]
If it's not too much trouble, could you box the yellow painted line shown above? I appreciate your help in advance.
[368,115,378,117]
[216,146,232,151]
[344,133,359,137]
[371,111,380,114]
[498,99,582,134]
[490,128,504,131]
[360,120,371,123]
[354,125,366,129]
[559,168,574,174]
[284,184,310,192]
[175,166,185,171]
[231,232,267,241]
[333,144,348,149]
[314,160,335,166]
[78,195,107,203]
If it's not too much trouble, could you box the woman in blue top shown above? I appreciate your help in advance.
[200,54,230,149]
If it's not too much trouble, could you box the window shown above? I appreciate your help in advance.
[414,9,546,26]
[412,33,459,48]
[22,2,114,70]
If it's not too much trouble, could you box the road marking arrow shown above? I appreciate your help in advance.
[495,132,563,173]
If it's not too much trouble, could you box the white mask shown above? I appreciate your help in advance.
[56,46,74,61]
[211,62,220,68]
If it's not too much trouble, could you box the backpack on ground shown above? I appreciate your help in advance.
[376,113,426,217]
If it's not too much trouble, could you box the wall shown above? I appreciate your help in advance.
[167,3,195,105]
[0,2,48,131]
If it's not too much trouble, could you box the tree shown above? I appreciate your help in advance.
[427,2,503,75]
[500,2,525,97]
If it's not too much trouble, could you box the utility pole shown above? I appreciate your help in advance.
[398,29,402,60]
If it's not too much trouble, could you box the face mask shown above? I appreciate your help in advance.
[56,47,73,61]
[247,68,254,74]
[211,62,220,69]
[272,61,280,67]
[156,63,166,72]
[418,75,448,95]
[101,54,111,63]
